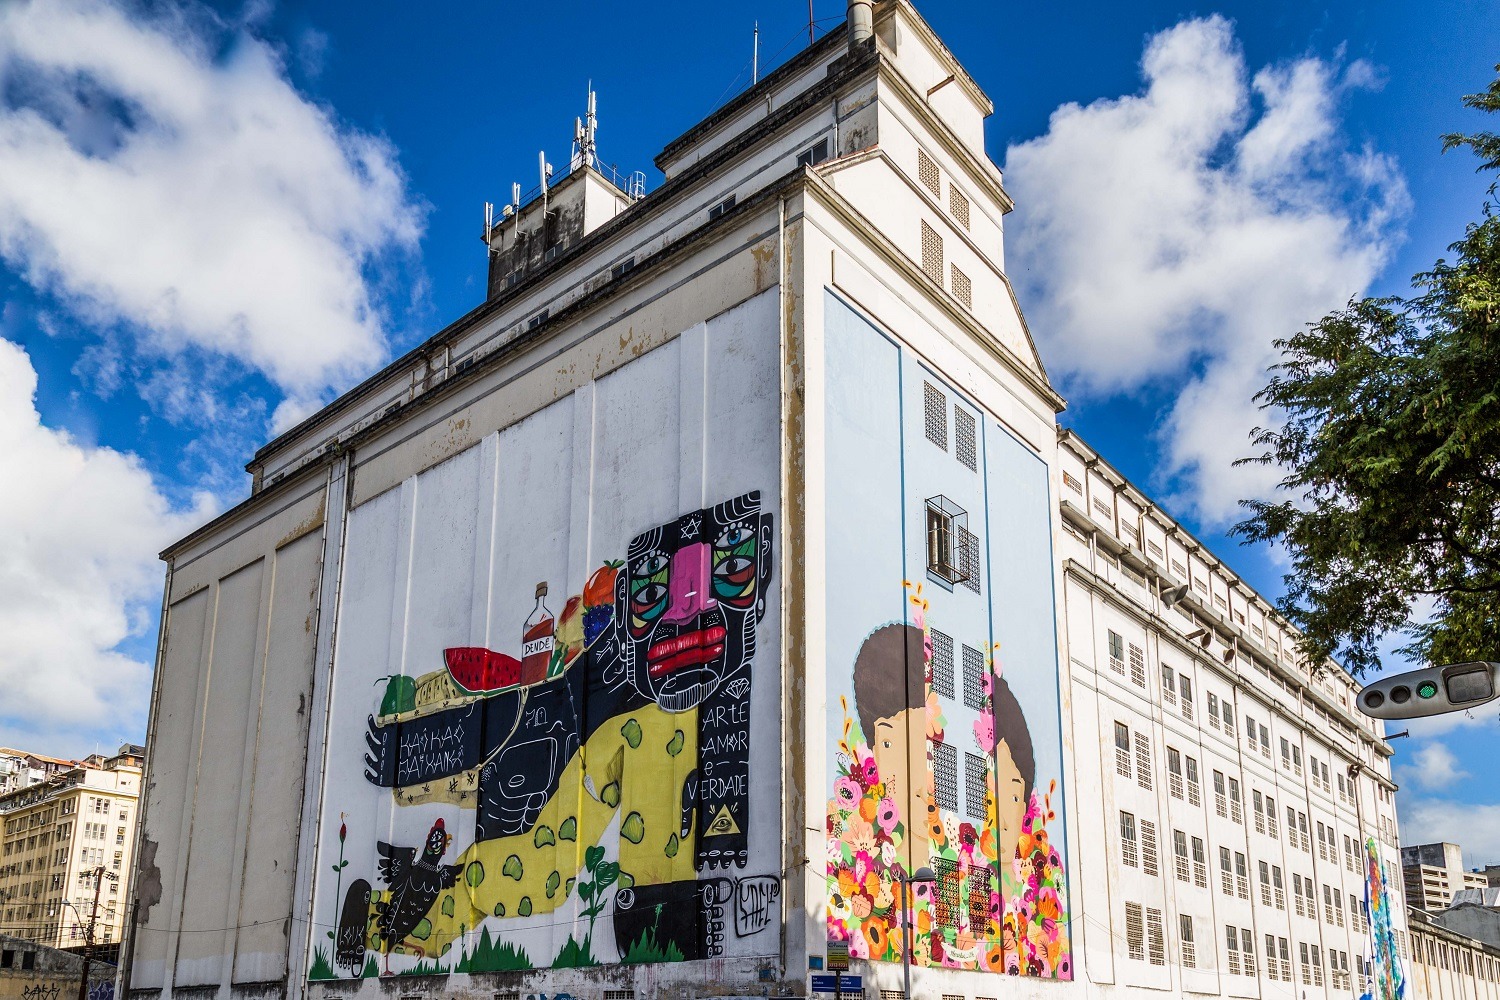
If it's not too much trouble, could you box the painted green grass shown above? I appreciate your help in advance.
[307,947,336,981]
[456,928,534,973]
[397,958,447,977]
[621,926,685,965]
[551,933,599,968]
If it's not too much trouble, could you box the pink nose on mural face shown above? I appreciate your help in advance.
[662,541,718,625]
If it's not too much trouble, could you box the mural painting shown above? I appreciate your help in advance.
[1362,837,1406,1000]
[310,490,778,979]
[825,586,1070,977]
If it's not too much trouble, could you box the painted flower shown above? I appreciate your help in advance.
[858,755,880,787]
[848,931,870,960]
[972,715,995,751]
[958,822,978,849]
[942,812,961,845]
[880,841,898,867]
[873,882,895,911]
[851,893,873,919]
[834,776,861,810]
[876,797,900,834]
[848,818,877,855]
[836,868,858,898]
[862,915,890,957]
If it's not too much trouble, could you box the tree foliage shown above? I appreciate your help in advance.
[1235,68,1500,675]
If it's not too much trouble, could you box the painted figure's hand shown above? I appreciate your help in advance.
[364,714,395,786]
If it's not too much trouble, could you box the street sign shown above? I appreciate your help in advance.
[826,940,850,972]
[811,975,863,994]
[1357,661,1500,720]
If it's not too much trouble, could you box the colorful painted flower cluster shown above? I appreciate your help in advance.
[1000,782,1070,977]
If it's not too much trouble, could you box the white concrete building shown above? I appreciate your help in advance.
[1406,843,1490,913]
[1407,906,1500,1000]
[126,4,1422,1000]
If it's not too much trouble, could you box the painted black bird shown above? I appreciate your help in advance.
[374,818,462,973]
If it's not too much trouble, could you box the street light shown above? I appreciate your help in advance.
[897,866,936,1000]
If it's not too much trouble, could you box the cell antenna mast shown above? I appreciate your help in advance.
[753,22,760,85]
[808,0,815,45]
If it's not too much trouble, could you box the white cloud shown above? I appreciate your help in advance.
[1400,796,1500,869]
[0,0,424,425]
[1396,741,1470,791]
[1004,16,1408,524]
[0,339,211,756]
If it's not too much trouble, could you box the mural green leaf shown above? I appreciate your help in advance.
[558,816,577,841]
[503,854,524,880]
[621,812,645,844]
[621,718,643,748]
[517,896,533,917]
[666,730,684,756]
[596,861,620,888]
[411,918,431,941]
[664,833,679,857]
[441,894,455,917]
[546,870,562,898]
[601,782,620,808]
[465,861,485,887]
[584,845,605,870]
[533,824,556,848]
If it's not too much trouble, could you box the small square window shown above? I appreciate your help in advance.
[925,495,969,585]
[796,137,831,167]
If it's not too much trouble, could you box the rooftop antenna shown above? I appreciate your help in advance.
[510,181,521,240]
[539,150,552,216]
[808,0,815,45]
[573,83,599,170]
[753,22,760,85]
[484,201,495,247]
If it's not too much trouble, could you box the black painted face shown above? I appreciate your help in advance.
[616,491,772,711]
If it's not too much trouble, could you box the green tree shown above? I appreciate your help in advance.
[1234,68,1500,675]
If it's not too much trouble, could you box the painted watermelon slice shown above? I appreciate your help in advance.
[443,646,522,693]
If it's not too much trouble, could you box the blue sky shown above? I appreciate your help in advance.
[1,0,1497,864]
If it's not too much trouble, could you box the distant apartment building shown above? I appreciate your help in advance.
[0,751,76,798]
[1407,905,1500,1000]
[1057,430,1412,997]
[1405,843,1490,912]
[0,745,144,949]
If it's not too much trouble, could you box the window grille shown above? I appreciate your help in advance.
[948,185,971,229]
[925,496,968,584]
[1126,902,1144,960]
[1300,942,1312,985]
[1228,778,1242,824]
[1141,820,1159,877]
[950,264,972,309]
[1223,703,1235,737]
[920,220,944,284]
[1167,748,1183,799]
[1208,692,1220,728]
[1186,756,1201,806]
[1129,643,1147,687]
[1114,723,1132,779]
[1120,811,1138,867]
[932,741,958,811]
[1180,914,1196,969]
[964,753,987,819]
[1260,862,1273,906]
[931,630,955,698]
[1253,791,1266,834]
[1226,926,1241,975]
[954,408,977,472]
[918,149,941,196]
[957,526,982,595]
[967,866,993,930]
[796,138,830,167]
[1146,908,1166,965]
[1063,471,1083,494]
[1241,929,1255,976]
[923,382,948,450]
[1162,664,1177,705]
[708,195,736,220]
[1094,497,1114,520]
[1173,829,1190,882]
[1213,770,1227,818]
[1179,675,1194,720]
[1192,837,1207,888]
[1219,847,1234,895]
[932,856,961,926]
[1134,734,1152,790]
[1273,866,1285,910]
[1108,631,1126,675]
[961,645,984,709]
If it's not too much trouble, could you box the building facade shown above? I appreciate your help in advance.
[1406,843,1491,913]
[0,747,143,950]
[128,4,1424,1000]
[0,932,116,1000]
[1407,906,1500,1000]
[0,751,77,799]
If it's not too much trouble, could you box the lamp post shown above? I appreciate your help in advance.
[898,866,936,1000]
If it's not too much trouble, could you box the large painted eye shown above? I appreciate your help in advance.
[715,524,752,548]
[633,552,668,578]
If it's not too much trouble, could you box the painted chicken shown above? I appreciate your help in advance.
[373,818,462,973]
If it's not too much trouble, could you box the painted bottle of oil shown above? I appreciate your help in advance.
[520,582,555,686]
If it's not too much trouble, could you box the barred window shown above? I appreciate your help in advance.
[1186,756,1201,805]
[1126,902,1145,960]
[1135,733,1152,790]
[954,407,978,472]
[1162,664,1177,705]
[1235,852,1247,899]
[1108,630,1126,675]
[933,741,958,811]
[1129,643,1147,687]
[961,645,985,709]
[918,148,941,197]
[1219,846,1234,895]
[1192,836,1208,888]
[1114,722,1132,779]
[968,865,993,930]
[923,381,948,450]
[1141,820,1159,877]
[1180,914,1196,969]
[920,220,944,284]
[1173,829,1190,881]
[1227,926,1241,975]
[932,857,961,927]
[931,629,955,698]
[1063,470,1083,494]
[1146,908,1166,965]
[1241,928,1255,976]
[957,526,982,595]
[950,264,973,309]
[964,753,987,819]
[1120,811,1138,867]
[948,184,971,229]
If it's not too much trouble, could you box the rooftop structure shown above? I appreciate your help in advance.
[1404,842,1490,913]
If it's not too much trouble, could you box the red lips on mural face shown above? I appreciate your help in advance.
[647,626,727,677]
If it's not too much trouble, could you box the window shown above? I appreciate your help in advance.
[1063,471,1083,494]
[1192,837,1208,888]
[796,137,830,167]
[1185,756,1201,806]
[923,381,948,450]
[1162,665,1177,706]
[1141,820,1159,877]
[954,408,977,472]
[1259,861,1272,906]
[1228,777,1242,824]
[1259,723,1270,757]
[932,741,958,811]
[1253,790,1266,834]
[1247,717,1260,753]
[1223,702,1236,737]
[948,185,971,229]
[931,630,955,697]
[961,645,984,708]
[1219,847,1234,895]
[1128,643,1147,688]
[1146,908,1166,965]
[1280,737,1292,770]
[1279,938,1292,982]
[1179,914,1196,968]
[1167,748,1184,799]
[1126,902,1145,960]
[918,148,941,197]
[1241,930,1256,976]
[1298,812,1310,852]
[920,220,944,284]
[1226,925,1241,975]
[1120,812,1139,867]
[1134,733,1152,790]
[950,264,972,309]
[1266,796,1278,837]
[1213,770,1227,817]
[957,526,982,595]
[1208,692,1220,728]
[1173,829,1190,881]
[964,753,987,819]
[708,194,737,220]
[1266,935,1278,980]
[526,308,549,330]
[21,952,35,971]
[1179,675,1193,719]
[1287,806,1298,846]
[1300,942,1312,985]
[1272,866,1285,910]
[1114,722,1132,779]
[1108,631,1126,675]
[925,496,967,584]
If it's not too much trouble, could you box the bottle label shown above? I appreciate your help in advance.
[521,636,554,659]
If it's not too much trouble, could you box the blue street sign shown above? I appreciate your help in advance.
[811,975,863,994]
